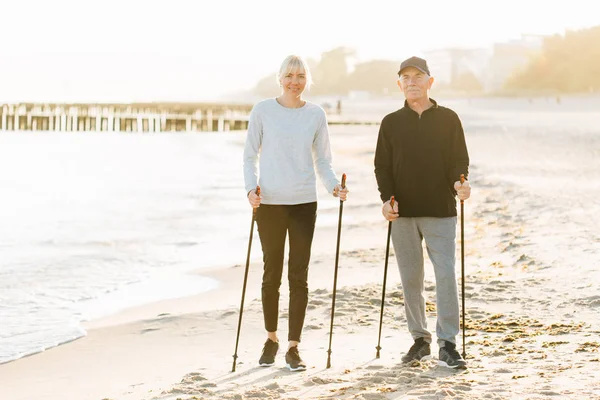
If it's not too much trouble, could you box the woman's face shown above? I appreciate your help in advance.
[280,67,307,96]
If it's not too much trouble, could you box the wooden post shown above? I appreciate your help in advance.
[14,108,20,131]
[224,109,232,131]
[108,108,114,132]
[154,116,161,133]
[193,110,202,132]
[8,105,15,130]
[1,105,7,131]
[206,110,213,131]
[95,109,101,132]
[73,108,79,132]
[135,115,141,132]
[27,109,33,131]
[7,108,13,131]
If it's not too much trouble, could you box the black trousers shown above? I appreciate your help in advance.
[255,202,317,342]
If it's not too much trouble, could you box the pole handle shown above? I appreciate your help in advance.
[341,173,346,189]
[459,175,465,204]
[390,195,395,208]
[252,186,261,216]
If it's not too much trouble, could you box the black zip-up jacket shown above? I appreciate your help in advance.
[374,99,469,218]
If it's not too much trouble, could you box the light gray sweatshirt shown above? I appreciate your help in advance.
[243,98,339,205]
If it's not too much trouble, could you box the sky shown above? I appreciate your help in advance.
[0,0,598,102]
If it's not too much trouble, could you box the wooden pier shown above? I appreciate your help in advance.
[0,102,381,133]
[0,102,253,133]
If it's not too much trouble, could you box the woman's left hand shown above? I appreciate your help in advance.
[333,184,349,201]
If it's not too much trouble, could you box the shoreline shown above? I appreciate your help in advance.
[0,267,225,366]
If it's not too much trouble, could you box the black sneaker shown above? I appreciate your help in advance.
[285,346,307,371]
[438,341,467,369]
[259,339,279,367]
[401,337,431,363]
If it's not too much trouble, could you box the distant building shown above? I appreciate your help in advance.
[424,34,545,94]
[424,48,491,92]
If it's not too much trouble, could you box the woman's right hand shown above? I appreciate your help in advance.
[247,188,261,208]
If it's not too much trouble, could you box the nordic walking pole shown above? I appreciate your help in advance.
[376,196,395,358]
[232,186,260,372]
[326,173,346,369]
[459,174,467,359]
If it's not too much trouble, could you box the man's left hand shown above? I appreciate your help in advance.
[454,180,471,201]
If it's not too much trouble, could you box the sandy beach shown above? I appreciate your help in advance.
[1,97,599,400]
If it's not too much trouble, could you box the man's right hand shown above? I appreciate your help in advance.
[381,198,399,221]
[247,189,261,208]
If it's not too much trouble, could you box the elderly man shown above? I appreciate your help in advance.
[374,56,471,369]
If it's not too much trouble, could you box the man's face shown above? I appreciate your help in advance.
[397,67,434,101]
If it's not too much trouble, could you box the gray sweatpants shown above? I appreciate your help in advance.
[390,217,459,347]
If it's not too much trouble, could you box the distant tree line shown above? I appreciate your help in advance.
[254,24,600,98]
[505,25,600,93]
[253,47,401,98]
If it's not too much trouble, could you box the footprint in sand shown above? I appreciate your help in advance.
[304,324,324,330]
[501,242,521,252]
[577,295,600,307]
[304,376,340,386]
[451,384,473,392]
[365,376,386,384]
[244,382,285,399]
[140,327,160,334]
[179,372,207,383]
[220,310,237,318]
[373,370,398,378]
[359,393,388,400]
[405,388,437,397]
[222,394,243,400]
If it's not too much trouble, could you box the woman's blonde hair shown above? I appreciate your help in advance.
[276,55,313,89]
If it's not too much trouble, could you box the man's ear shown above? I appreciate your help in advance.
[428,76,435,89]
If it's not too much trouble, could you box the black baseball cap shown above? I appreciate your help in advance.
[398,56,430,76]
